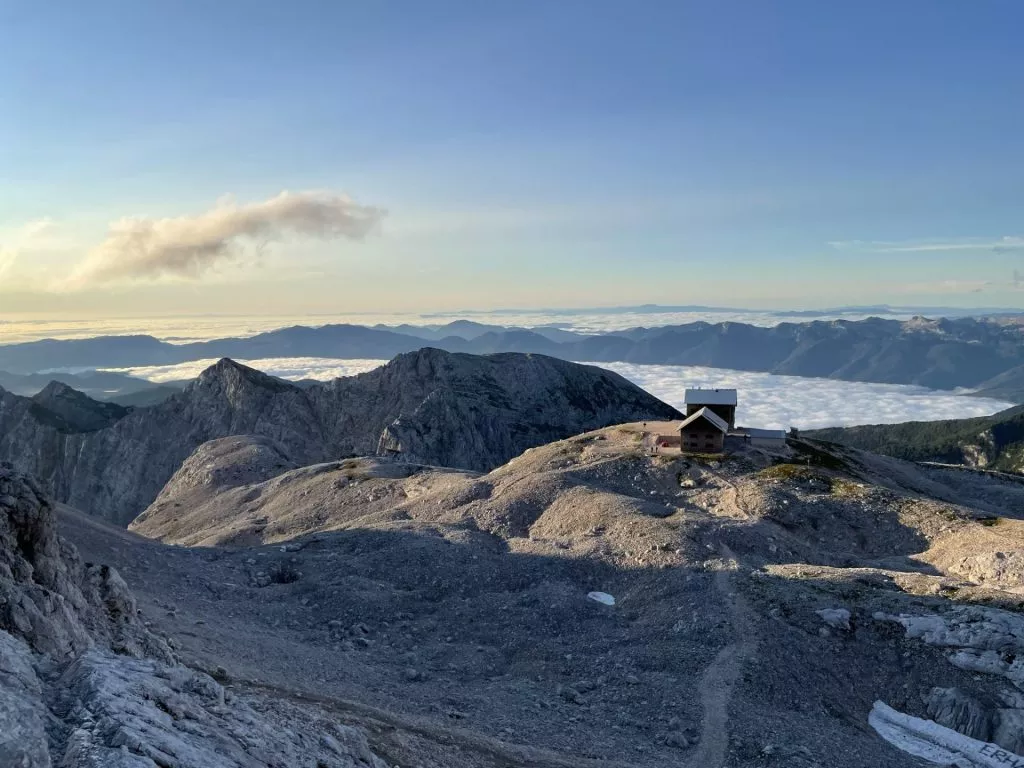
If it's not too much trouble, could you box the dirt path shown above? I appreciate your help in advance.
[685,542,757,768]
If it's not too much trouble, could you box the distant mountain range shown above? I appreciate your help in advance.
[416,302,1024,319]
[808,404,1024,474]
[0,350,679,525]
[1,315,1023,400]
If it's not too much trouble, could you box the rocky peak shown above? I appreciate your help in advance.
[383,346,457,379]
[34,379,79,400]
[0,352,680,525]
[194,358,296,393]
[30,381,128,433]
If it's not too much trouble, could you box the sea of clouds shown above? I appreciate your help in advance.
[109,357,1014,430]
[109,357,388,383]
[590,362,1013,430]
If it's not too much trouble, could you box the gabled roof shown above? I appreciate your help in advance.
[678,407,729,434]
[684,388,738,406]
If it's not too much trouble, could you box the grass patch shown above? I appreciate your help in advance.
[758,463,814,482]
[787,439,853,471]
[683,452,727,463]
[756,463,864,497]
[976,516,1004,527]
[830,478,864,498]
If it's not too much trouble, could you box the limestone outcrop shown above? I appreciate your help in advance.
[0,465,386,767]
[0,349,680,525]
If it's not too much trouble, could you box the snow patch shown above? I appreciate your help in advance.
[870,701,1024,767]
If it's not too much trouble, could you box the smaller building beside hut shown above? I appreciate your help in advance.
[738,427,788,448]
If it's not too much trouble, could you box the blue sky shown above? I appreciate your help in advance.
[1,0,1022,317]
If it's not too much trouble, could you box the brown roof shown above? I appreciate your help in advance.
[678,407,729,434]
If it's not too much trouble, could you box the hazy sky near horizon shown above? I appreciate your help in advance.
[1,1,1023,318]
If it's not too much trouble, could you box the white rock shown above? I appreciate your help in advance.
[816,608,851,630]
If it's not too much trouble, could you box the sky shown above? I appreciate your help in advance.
[1,0,1023,319]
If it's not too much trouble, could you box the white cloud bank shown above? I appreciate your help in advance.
[108,357,1014,430]
[0,218,62,283]
[107,357,389,383]
[593,362,1013,429]
[829,236,1024,253]
[66,191,384,287]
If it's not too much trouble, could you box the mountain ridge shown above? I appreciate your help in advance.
[0,349,680,525]
[2,315,1023,398]
[807,404,1024,473]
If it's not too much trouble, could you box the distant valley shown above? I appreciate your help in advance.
[2,315,1023,400]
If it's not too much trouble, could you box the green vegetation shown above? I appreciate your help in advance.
[830,478,864,498]
[806,405,1024,473]
[787,438,854,471]
[758,463,814,482]
[684,452,727,463]
[756,462,864,498]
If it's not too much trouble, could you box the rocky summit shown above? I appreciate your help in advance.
[0,349,679,525]
[8,351,1024,766]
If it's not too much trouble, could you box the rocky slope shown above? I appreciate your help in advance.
[0,349,680,525]
[809,404,1024,474]
[117,424,1024,766]
[0,464,390,768]
[2,315,1024,396]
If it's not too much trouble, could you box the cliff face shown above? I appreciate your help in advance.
[0,466,389,767]
[0,465,170,662]
[0,349,680,525]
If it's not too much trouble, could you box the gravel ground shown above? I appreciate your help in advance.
[59,425,1024,767]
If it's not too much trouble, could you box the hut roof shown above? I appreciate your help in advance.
[678,407,729,434]
[684,388,738,406]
